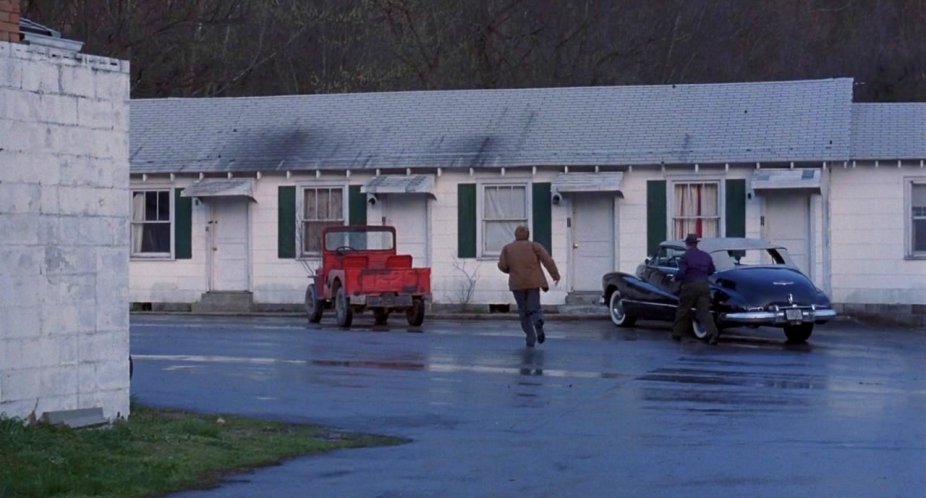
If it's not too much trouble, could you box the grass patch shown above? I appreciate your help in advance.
[0,404,406,498]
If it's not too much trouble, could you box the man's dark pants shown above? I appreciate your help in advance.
[672,280,718,338]
[512,289,543,345]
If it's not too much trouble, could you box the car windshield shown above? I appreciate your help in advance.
[651,246,687,267]
[324,229,395,251]
[710,247,790,271]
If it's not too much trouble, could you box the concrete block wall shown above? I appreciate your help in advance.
[0,40,131,421]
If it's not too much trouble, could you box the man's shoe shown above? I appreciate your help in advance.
[671,333,682,342]
[537,329,546,344]
[708,334,719,345]
[526,341,535,348]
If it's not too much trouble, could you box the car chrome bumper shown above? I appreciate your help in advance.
[722,309,837,324]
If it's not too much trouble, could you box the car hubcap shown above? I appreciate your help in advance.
[692,319,708,339]
[610,294,625,323]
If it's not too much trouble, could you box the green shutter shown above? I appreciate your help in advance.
[725,179,746,237]
[278,186,296,259]
[457,183,476,258]
[348,185,367,225]
[532,182,552,253]
[174,188,192,260]
[646,180,667,255]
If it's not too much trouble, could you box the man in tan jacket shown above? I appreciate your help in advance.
[498,225,560,347]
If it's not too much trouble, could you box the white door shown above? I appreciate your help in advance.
[570,193,615,291]
[382,195,429,266]
[763,191,810,274]
[207,198,250,291]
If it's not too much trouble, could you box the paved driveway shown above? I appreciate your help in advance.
[131,314,926,498]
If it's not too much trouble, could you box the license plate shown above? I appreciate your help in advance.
[367,295,413,307]
[785,309,803,321]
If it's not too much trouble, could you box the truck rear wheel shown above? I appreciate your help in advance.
[406,298,425,327]
[335,284,353,328]
[305,284,323,323]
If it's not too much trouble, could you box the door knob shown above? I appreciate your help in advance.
[573,243,579,249]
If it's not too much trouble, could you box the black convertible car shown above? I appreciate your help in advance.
[601,238,836,343]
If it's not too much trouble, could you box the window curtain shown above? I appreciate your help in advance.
[483,186,526,254]
[131,192,145,253]
[144,191,171,253]
[302,188,344,254]
[673,183,718,238]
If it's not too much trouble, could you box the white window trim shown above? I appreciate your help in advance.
[130,186,175,260]
[476,179,532,259]
[905,177,926,259]
[296,183,348,259]
[666,175,726,238]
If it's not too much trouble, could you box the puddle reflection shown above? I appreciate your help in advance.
[311,359,425,371]
[519,348,544,377]
[136,352,630,381]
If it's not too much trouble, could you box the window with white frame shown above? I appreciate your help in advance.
[909,180,926,257]
[301,186,345,256]
[131,190,172,256]
[671,181,720,239]
[482,184,528,256]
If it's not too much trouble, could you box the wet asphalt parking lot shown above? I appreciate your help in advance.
[130,313,926,498]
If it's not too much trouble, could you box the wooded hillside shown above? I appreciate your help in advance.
[22,0,926,101]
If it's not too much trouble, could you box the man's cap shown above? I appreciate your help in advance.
[684,233,700,245]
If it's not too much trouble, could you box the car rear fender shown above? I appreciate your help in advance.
[603,272,678,303]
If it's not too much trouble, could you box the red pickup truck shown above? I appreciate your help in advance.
[305,225,431,327]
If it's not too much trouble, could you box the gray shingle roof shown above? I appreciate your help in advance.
[851,103,926,161]
[130,78,854,174]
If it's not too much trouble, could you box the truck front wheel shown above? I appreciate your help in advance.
[335,285,353,328]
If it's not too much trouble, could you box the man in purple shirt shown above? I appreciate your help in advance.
[672,233,720,344]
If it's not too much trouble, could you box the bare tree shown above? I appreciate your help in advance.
[448,257,479,308]
[22,0,926,101]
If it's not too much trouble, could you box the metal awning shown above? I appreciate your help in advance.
[551,172,624,197]
[361,175,435,195]
[20,18,84,52]
[181,179,256,201]
[750,169,821,193]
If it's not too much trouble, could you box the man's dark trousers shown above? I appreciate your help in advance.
[512,289,543,345]
[672,280,718,338]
